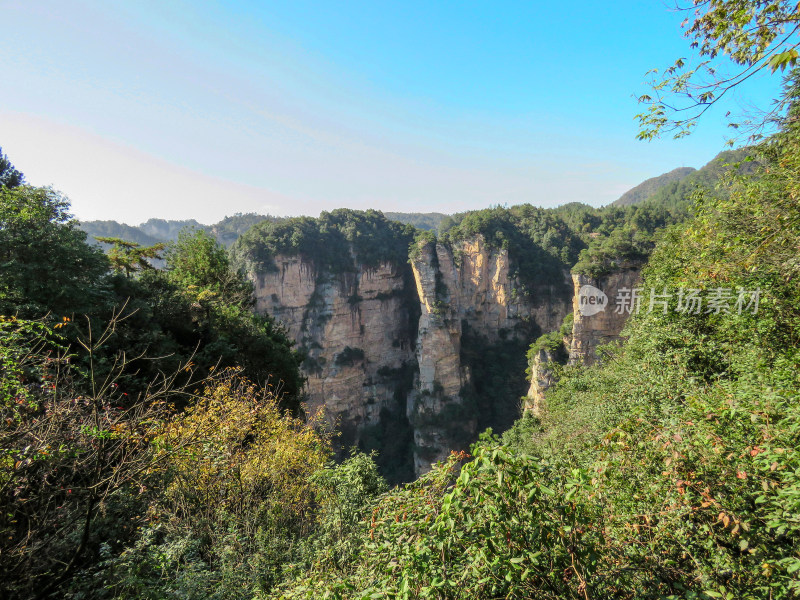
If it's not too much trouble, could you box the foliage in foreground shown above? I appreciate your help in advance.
[96,371,331,599]
[1,315,193,599]
[0,184,304,410]
[0,313,350,599]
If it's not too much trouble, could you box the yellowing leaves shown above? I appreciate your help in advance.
[155,369,330,524]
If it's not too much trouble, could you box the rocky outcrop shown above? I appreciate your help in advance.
[523,347,561,416]
[407,238,571,473]
[568,264,643,365]
[250,235,573,478]
[406,242,471,474]
[520,263,643,417]
[252,256,417,455]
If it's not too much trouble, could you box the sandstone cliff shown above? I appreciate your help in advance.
[568,264,643,365]
[249,235,573,477]
[402,236,570,474]
[252,255,418,479]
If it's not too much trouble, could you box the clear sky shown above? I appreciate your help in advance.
[0,0,784,225]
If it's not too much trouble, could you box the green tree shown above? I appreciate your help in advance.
[637,0,800,140]
[95,236,165,276]
[231,209,415,275]
[165,229,305,412]
[166,228,253,307]
[303,452,388,571]
[0,186,109,317]
[0,147,24,189]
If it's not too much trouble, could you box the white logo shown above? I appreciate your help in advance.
[578,285,608,316]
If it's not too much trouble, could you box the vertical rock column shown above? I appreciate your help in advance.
[568,264,643,365]
[407,242,474,475]
[523,347,562,416]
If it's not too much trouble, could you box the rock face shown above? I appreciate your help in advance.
[407,238,571,473]
[252,256,418,460]
[521,263,643,416]
[569,264,643,365]
[250,236,573,477]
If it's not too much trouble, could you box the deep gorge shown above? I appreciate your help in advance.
[243,228,640,479]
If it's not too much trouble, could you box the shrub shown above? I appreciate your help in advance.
[102,370,331,599]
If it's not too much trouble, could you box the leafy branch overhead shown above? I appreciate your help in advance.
[637,0,800,141]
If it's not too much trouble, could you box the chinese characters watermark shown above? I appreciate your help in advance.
[577,285,760,317]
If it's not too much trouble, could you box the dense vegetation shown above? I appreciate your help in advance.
[271,72,800,600]
[210,213,280,246]
[231,209,417,274]
[433,197,688,291]
[0,146,24,188]
[0,150,319,598]
[0,169,304,411]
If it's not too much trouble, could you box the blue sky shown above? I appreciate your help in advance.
[0,0,784,224]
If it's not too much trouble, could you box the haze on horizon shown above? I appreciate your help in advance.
[0,0,782,225]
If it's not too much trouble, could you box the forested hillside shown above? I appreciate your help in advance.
[612,148,758,209]
[2,109,784,597]
[0,153,306,407]
[613,166,696,206]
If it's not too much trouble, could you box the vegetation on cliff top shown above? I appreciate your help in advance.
[231,208,416,274]
[79,212,441,251]
[435,199,688,285]
[76,146,745,289]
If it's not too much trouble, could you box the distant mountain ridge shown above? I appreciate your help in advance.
[612,148,757,208]
[78,220,164,247]
[383,212,447,231]
[613,167,696,207]
[81,151,754,249]
[79,211,452,247]
[79,214,278,248]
